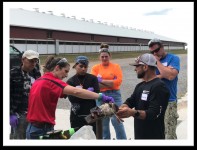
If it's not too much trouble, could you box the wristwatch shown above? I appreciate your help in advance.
[134,110,140,117]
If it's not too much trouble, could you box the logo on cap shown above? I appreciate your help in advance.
[130,53,157,67]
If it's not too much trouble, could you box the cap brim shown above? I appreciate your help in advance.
[72,63,77,68]
[26,56,39,59]
[129,63,139,66]
[129,62,145,66]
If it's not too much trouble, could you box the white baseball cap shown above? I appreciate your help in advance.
[22,50,39,59]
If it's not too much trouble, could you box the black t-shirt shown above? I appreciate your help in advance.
[124,78,169,139]
[67,73,100,133]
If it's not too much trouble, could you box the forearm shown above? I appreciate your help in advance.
[157,61,177,80]
[64,85,99,100]
[127,109,146,119]
[100,80,114,87]
[119,104,129,109]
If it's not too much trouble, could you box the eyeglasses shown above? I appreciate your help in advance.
[99,48,109,53]
[79,64,88,69]
[56,58,68,65]
[150,47,161,54]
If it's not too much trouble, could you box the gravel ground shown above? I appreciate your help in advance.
[56,54,187,109]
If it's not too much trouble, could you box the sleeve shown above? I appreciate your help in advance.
[113,64,123,87]
[145,82,170,120]
[169,55,180,72]
[90,65,98,76]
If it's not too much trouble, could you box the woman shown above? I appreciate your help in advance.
[67,56,99,135]
[91,43,127,139]
[26,56,114,139]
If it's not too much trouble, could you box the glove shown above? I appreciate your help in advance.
[87,87,94,92]
[113,76,117,80]
[10,115,18,128]
[97,77,102,83]
[102,95,115,103]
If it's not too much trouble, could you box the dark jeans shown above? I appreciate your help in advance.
[10,113,28,139]
[26,123,54,139]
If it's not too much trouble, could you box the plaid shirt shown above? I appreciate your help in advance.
[10,66,41,115]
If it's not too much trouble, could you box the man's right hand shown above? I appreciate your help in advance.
[10,115,18,128]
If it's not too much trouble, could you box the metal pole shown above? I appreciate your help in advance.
[96,119,102,139]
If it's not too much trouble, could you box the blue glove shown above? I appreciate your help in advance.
[87,87,94,92]
[102,95,115,103]
[113,76,117,80]
[10,115,18,128]
[97,77,102,83]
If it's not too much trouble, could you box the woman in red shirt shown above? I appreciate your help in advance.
[26,56,114,139]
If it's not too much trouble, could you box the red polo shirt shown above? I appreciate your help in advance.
[27,72,68,125]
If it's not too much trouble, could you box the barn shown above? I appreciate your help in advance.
[10,8,187,54]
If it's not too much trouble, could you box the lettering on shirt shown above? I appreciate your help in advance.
[141,90,149,101]
[30,77,35,84]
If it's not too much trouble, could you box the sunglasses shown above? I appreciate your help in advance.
[99,48,109,53]
[56,58,68,65]
[150,47,161,54]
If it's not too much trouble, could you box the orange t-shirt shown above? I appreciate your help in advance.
[91,62,122,92]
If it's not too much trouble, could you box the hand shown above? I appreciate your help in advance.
[90,106,102,118]
[10,115,18,128]
[116,107,131,118]
[87,87,94,92]
[97,77,102,83]
[113,76,117,80]
[102,95,115,103]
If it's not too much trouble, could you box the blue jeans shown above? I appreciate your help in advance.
[97,90,127,139]
[26,123,54,139]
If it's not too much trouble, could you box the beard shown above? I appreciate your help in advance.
[137,71,145,79]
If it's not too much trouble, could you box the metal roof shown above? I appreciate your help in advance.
[10,8,181,42]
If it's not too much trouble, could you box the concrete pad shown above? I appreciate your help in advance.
[55,105,187,140]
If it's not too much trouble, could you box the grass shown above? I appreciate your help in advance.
[39,49,187,65]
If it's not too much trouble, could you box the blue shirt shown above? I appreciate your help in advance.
[156,53,180,102]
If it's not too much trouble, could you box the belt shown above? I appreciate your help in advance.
[31,122,54,129]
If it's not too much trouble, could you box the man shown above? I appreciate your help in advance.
[67,56,100,135]
[10,50,40,139]
[148,38,180,139]
[116,53,170,139]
